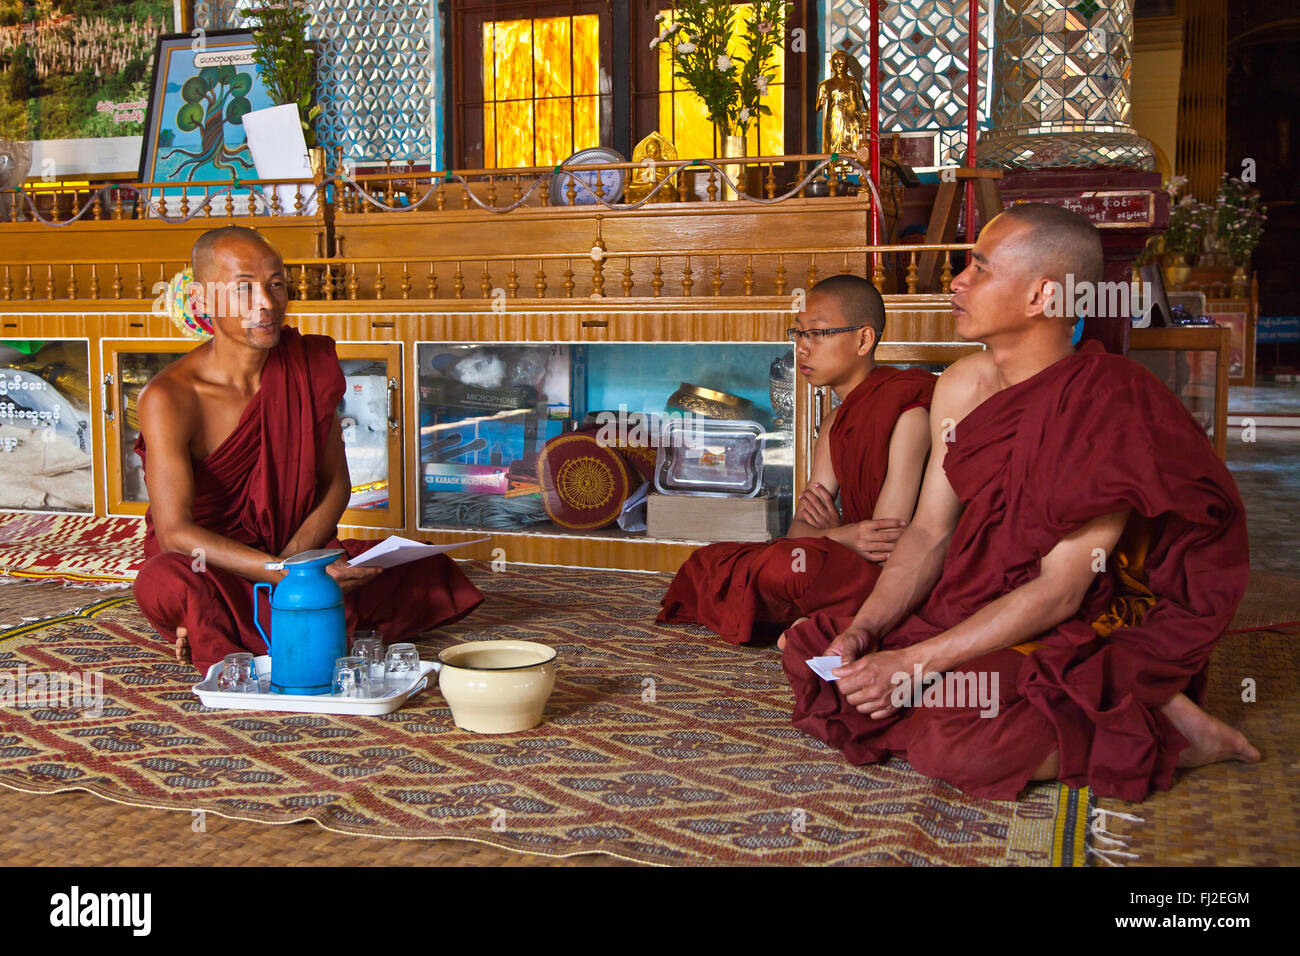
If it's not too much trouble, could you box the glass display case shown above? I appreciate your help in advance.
[415,342,795,540]
[0,338,93,513]
[101,339,405,526]
[1128,326,1230,458]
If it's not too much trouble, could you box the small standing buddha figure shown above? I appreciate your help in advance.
[625,131,680,204]
[817,51,869,177]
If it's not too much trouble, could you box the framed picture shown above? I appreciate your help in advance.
[1207,311,1251,385]
[1,2,181,178]
[138,29,278,213]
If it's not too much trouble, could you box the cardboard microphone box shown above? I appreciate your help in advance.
[646,492,780,543]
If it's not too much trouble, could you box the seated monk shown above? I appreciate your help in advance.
[658,275,934,644]
[132,226,483,673]
[779,204,1259,802]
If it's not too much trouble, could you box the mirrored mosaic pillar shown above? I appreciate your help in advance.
[977,0,1154,170]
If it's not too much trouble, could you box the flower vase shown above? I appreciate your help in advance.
[1162,252,1192,291]
[1231,259,1250,299]
[716,124,747,201]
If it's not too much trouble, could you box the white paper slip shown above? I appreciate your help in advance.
[347,535,489,569]
[806,655,843,682]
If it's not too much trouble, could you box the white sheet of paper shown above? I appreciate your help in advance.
[347,535,488,569]
[241,103,315,215]
[616,480,651,532]
[806,655,843,682]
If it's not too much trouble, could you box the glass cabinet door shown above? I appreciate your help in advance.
[101,340,198,515]
[415,341,793,540]
[337,342,404,529]
[0,338,94,514]
[101,339,405,527]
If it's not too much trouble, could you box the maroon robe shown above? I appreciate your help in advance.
[657,366,935,643]
[132,327,483,673]
[780,341,1249,802]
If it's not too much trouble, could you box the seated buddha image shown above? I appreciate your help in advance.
[626,132,680,205]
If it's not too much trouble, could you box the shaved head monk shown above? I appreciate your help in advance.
[780,204,1258,802]
[658,275,935,643]
[132,226,483,672]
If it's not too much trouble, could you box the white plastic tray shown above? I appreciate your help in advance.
[192,656,436,715]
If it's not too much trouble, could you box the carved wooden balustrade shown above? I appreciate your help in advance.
[0,242,971,305]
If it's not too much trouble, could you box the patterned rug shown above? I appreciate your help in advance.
[0,513,142,585]
[0,564,1090,867]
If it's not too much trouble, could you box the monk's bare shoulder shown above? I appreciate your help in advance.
[137,353,203,440]
[933,351,997,424]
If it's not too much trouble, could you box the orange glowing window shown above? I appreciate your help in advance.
[657,5,785,160]
[482,14,601,168]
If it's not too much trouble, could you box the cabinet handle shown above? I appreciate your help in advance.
[102,373,115,424]
[386,377,400,432]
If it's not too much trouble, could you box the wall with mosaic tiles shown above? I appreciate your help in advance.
[823,0,992,166]
[192,0,442,165]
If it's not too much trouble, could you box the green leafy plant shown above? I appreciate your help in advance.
[1212,173,1267,262]
[652,0,789,138]
[246,2,322,148]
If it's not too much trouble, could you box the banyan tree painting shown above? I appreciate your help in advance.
[139,30,276,189]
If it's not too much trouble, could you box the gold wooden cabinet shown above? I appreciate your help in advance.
[101,339,198,515]
[100,338,406,527]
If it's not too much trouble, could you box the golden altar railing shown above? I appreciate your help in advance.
[0,242,972,304]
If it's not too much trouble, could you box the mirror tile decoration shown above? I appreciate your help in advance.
[192,0,440,164]
[826,0,993,167]
[977,0,1155,169]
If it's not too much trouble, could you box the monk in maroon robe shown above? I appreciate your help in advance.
[659,275,934,644]
[132,226,482,673]
[780,204,1259,802]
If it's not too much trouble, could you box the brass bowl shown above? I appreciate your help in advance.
[665,382,756,420]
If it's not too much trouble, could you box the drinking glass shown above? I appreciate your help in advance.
[217,653,260,693]
[332,655,372,698]
[351,633,386,684]
[384,643,420,691]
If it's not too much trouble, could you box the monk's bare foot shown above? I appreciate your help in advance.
[1161,693,1260,768]
[776,617,810,652]
[174,627,191,664]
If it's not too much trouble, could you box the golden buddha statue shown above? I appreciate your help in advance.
[625,132,680,204]
[816,51,869,175]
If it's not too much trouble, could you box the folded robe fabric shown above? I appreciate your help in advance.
[780,341,1249,802]
[132,327,483,673]
[658,365,936,643]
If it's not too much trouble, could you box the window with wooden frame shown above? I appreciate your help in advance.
[450,0,614,169]
[448,0,814,171]
[630,0,812,162]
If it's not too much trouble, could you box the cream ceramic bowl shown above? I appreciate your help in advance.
[434,640,557,734]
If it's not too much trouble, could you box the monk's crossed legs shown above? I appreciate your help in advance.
[888,648,1059,800]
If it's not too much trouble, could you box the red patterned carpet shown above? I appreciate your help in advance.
[0,559,1088,866]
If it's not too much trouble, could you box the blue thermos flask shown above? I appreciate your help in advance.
[253,548,348,695]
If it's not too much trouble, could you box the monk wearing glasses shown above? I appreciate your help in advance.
[658,275,935,644]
